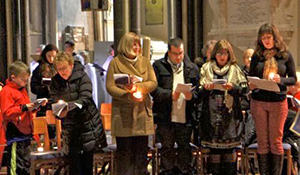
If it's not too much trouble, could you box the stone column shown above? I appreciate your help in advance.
[113,0,124,55]
[129,0,140,35]
[0,0,8,80]
[20,0,31,65]
[11,0,20,61]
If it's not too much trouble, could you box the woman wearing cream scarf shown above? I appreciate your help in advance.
[199,40,248,175]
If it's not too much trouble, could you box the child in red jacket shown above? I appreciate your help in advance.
[0,61,45,175]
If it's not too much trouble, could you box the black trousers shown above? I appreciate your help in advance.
[157,123,193,174]
[116,136,148,175]
[6,139,31,175]
[63,124,93,175]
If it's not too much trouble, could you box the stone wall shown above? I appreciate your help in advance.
[203,0,299,66]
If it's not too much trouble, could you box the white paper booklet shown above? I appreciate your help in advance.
[51,100,82,117]
[41,78,51,85]
[175,83,194,93]
[114,74,143,85]
[32,98,48,110]
[212,79,227,91]
[247,76,280,92]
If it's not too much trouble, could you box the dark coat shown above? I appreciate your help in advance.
[50,62,107,152]
[31,60,56,99]
[151,53,199,125]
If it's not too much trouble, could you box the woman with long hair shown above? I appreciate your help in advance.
[199,40,247,175]
[249,23,297,175]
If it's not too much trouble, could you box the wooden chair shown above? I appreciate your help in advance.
[30,115,65,175]
[245,143,298,175]
[93,103,115,175]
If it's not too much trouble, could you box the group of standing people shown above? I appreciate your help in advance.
[0,22,297,175]
[107,23,297,175]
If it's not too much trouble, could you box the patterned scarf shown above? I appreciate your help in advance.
[263,49,278,79]
[200,61,247,112]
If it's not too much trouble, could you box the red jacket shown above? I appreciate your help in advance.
[0,79,33,135]
[0,111,5,169]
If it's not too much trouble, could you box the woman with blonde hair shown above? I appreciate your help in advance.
[199,39,247,175]
[106,32,157,175]
[249,23,297,175]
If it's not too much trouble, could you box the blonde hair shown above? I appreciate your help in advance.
[243,48,254,61]
[9,61,30,79]
[117,32,141,57]
[53,52,74,67]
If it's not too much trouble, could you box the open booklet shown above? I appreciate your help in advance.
[175,83,194,93]
[32,98,48,111]
[51,100,83,118]
[247,76,280,92]
[41,78,51,85]
[212,79,227,91]
[114,74,143,85]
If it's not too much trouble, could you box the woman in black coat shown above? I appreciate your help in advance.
[50,52,107,175]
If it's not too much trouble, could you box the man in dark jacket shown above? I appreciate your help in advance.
[151,38,199,175]
[49,52,107,175]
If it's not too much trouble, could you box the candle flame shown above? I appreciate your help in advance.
[133,91,142,99]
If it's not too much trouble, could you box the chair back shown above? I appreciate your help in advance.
[33,117,50,151]
[100,103,112,130]
[45,110,62,150]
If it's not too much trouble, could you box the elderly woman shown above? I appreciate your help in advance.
[199,40,248,175]
[106,32,157,175]
[50,52,107,175]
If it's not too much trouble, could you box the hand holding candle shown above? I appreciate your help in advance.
[268,73,280,83]
[132,90,143,102]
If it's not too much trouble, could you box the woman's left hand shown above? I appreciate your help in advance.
[222,82,233,91]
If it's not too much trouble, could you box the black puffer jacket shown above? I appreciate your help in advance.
[50,62,107,152]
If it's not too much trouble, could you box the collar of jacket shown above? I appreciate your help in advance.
[162,52,194,72]
[114,54,148,77]
[5,79,24,90]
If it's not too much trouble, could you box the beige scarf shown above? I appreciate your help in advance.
[200,61,247,112]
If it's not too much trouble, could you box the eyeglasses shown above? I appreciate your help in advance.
[170,51,184,56]
[56,66,70,72]
[216,52,228,56]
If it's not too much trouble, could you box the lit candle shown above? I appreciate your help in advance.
[269,73,275,80]
[133,91,143,101]
[37,147,44,152]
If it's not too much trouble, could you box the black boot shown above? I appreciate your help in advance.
[270,154,284,175]
[222,162,237,175]
[210,162,221,175]
[257,153,269,175]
